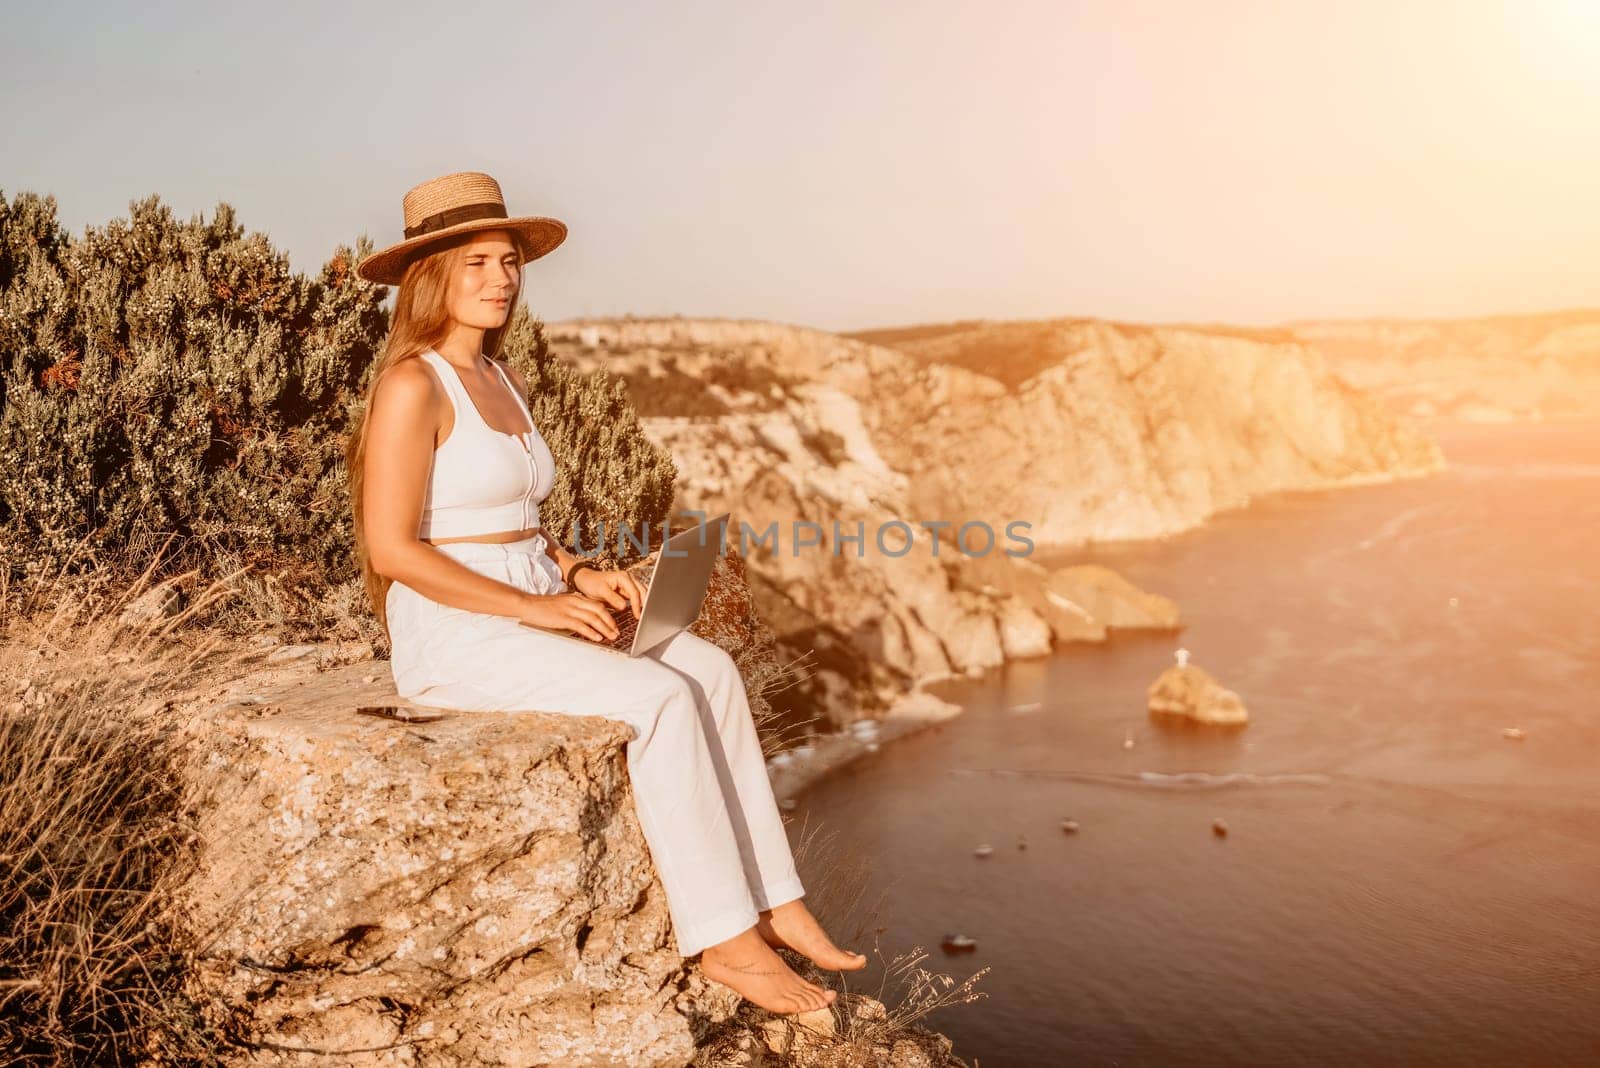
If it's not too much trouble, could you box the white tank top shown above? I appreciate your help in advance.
[414,348,558,540]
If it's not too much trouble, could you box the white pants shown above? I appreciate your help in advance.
[384,532,805,957]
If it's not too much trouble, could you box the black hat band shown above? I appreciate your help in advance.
[404,201,508,239]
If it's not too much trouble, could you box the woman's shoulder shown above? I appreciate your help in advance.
[371,354,445,419]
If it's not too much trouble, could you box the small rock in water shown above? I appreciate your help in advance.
[1123,737,1136,749]
[361,673,379,685]
[1212,818,1229,838]
[1016,834,1028,851]
[1147,661,1249,727]
[972,843,994,859]
[940,934,978,953]
[1060,819,1079,834]
[1501,727,1527,741]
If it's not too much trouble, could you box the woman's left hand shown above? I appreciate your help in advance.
[571,566,646,618]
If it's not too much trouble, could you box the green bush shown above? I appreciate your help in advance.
[0,189,676,633]
[0,190,383,591]
[490,312,678,567]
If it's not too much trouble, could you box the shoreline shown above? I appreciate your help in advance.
[766,686,963,802]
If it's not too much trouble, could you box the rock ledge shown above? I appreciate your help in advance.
[182,661,731,1066]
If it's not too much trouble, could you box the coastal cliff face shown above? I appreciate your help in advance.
[176,552,776,1064]
[101,544,972,1065]
[849,317,1444,545]
[178,654,967,1068]
[544,316,1437,721]
[548,320,1133,723]
[184,663,711,1066]
[1286,309,1600,423]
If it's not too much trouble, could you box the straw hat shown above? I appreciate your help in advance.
[356,171,567,285]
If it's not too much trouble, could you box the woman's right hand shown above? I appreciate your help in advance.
[517,591,620,643]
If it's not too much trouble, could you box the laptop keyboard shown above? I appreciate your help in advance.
[519,582,650,648]
[604,600,640,651]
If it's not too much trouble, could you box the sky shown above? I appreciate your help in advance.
[4,0,1598,332]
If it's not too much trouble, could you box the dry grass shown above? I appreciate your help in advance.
[15,527,382,652]
[838,943,991,1048]
[0,540,255,1066]
[201,541,380,647]
[749,648,823,758]
[787,812,990,1056]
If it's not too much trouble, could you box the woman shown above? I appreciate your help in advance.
[345,171,864,1015]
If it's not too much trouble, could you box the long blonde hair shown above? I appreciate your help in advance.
[345,231,526,644]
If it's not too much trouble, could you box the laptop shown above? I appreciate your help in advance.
[519,512,730,657]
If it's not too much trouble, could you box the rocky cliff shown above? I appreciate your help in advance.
[1286,308,1600,423]
[177,650,968,1067]
[185,661,704,1065]
[845,316,1445,542]
[545,315,1438,724]
[157,547,972,1067]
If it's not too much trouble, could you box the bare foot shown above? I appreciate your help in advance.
[757,899,867,971]
[700,926,838,1015]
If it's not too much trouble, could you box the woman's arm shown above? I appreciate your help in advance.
[539,530,584,581]
[362,360,542,618]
